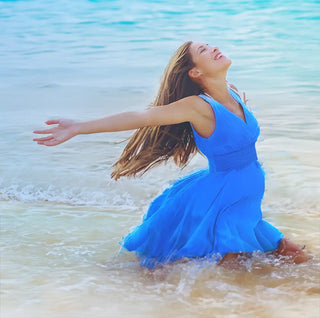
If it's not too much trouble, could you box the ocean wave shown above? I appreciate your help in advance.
[0,181,146,209]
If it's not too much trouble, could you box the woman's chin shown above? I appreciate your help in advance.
[225,56,232,64]
[219,57,232,71]
[225,57,232,69]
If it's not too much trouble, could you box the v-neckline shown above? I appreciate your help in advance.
[205,87,248,125]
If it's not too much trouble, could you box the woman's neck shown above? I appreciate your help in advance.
[203,78,235,107]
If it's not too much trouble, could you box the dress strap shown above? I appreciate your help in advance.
[198,93,220,112]
[227,85,246,106]
[198,92,223,118]
[198,93,214,105]
[229,86,242,100]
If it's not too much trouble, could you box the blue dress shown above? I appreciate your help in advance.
[121,87,284,268]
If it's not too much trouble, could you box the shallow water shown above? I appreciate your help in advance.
[1,0,320,317]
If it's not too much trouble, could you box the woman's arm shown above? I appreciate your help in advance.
[33,96,200,146]
[77,95,199,133]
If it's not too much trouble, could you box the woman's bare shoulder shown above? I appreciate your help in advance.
[227,82,249,105]
[185,95,216,138]
[183,95,214,120]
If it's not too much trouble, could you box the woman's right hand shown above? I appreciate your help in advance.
[33,119,79,146]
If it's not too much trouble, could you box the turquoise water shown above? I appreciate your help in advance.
[1,1,320,317]
[1,0,319,95]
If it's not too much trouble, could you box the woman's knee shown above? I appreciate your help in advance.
[218,252,244,269]
[276,238,309,264]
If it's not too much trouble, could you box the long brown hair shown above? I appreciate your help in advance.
[111,41,203,180]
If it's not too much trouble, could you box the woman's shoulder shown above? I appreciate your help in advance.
[182,95,216,134]
[226,81,248,105]
[179,94,212,111]
[184,94,215,115]
[226,81,241,96]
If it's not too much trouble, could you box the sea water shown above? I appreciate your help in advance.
[1,0,319,317]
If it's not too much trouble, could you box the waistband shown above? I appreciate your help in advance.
[209,143,258,172]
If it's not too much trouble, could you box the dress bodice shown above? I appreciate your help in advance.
[190,87,260,172]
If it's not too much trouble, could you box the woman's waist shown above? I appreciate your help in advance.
[208,143,258,173]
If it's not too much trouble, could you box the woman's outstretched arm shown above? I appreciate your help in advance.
[33,96,201,147]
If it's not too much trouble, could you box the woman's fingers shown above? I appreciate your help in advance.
[33,136,54,142]
[45,119,61,125]
[37,139,60,147]
[244,92,248,101]
[243,92,248,105]
[33,119,61,134]
[33,128,54,134]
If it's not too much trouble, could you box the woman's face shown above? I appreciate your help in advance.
[189,42,232,80]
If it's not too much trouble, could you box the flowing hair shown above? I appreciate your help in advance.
[111,41,203,180]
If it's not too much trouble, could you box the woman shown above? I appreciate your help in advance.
[33,41,308,268]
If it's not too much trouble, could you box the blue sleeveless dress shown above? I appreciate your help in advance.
[121,87,284,268]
